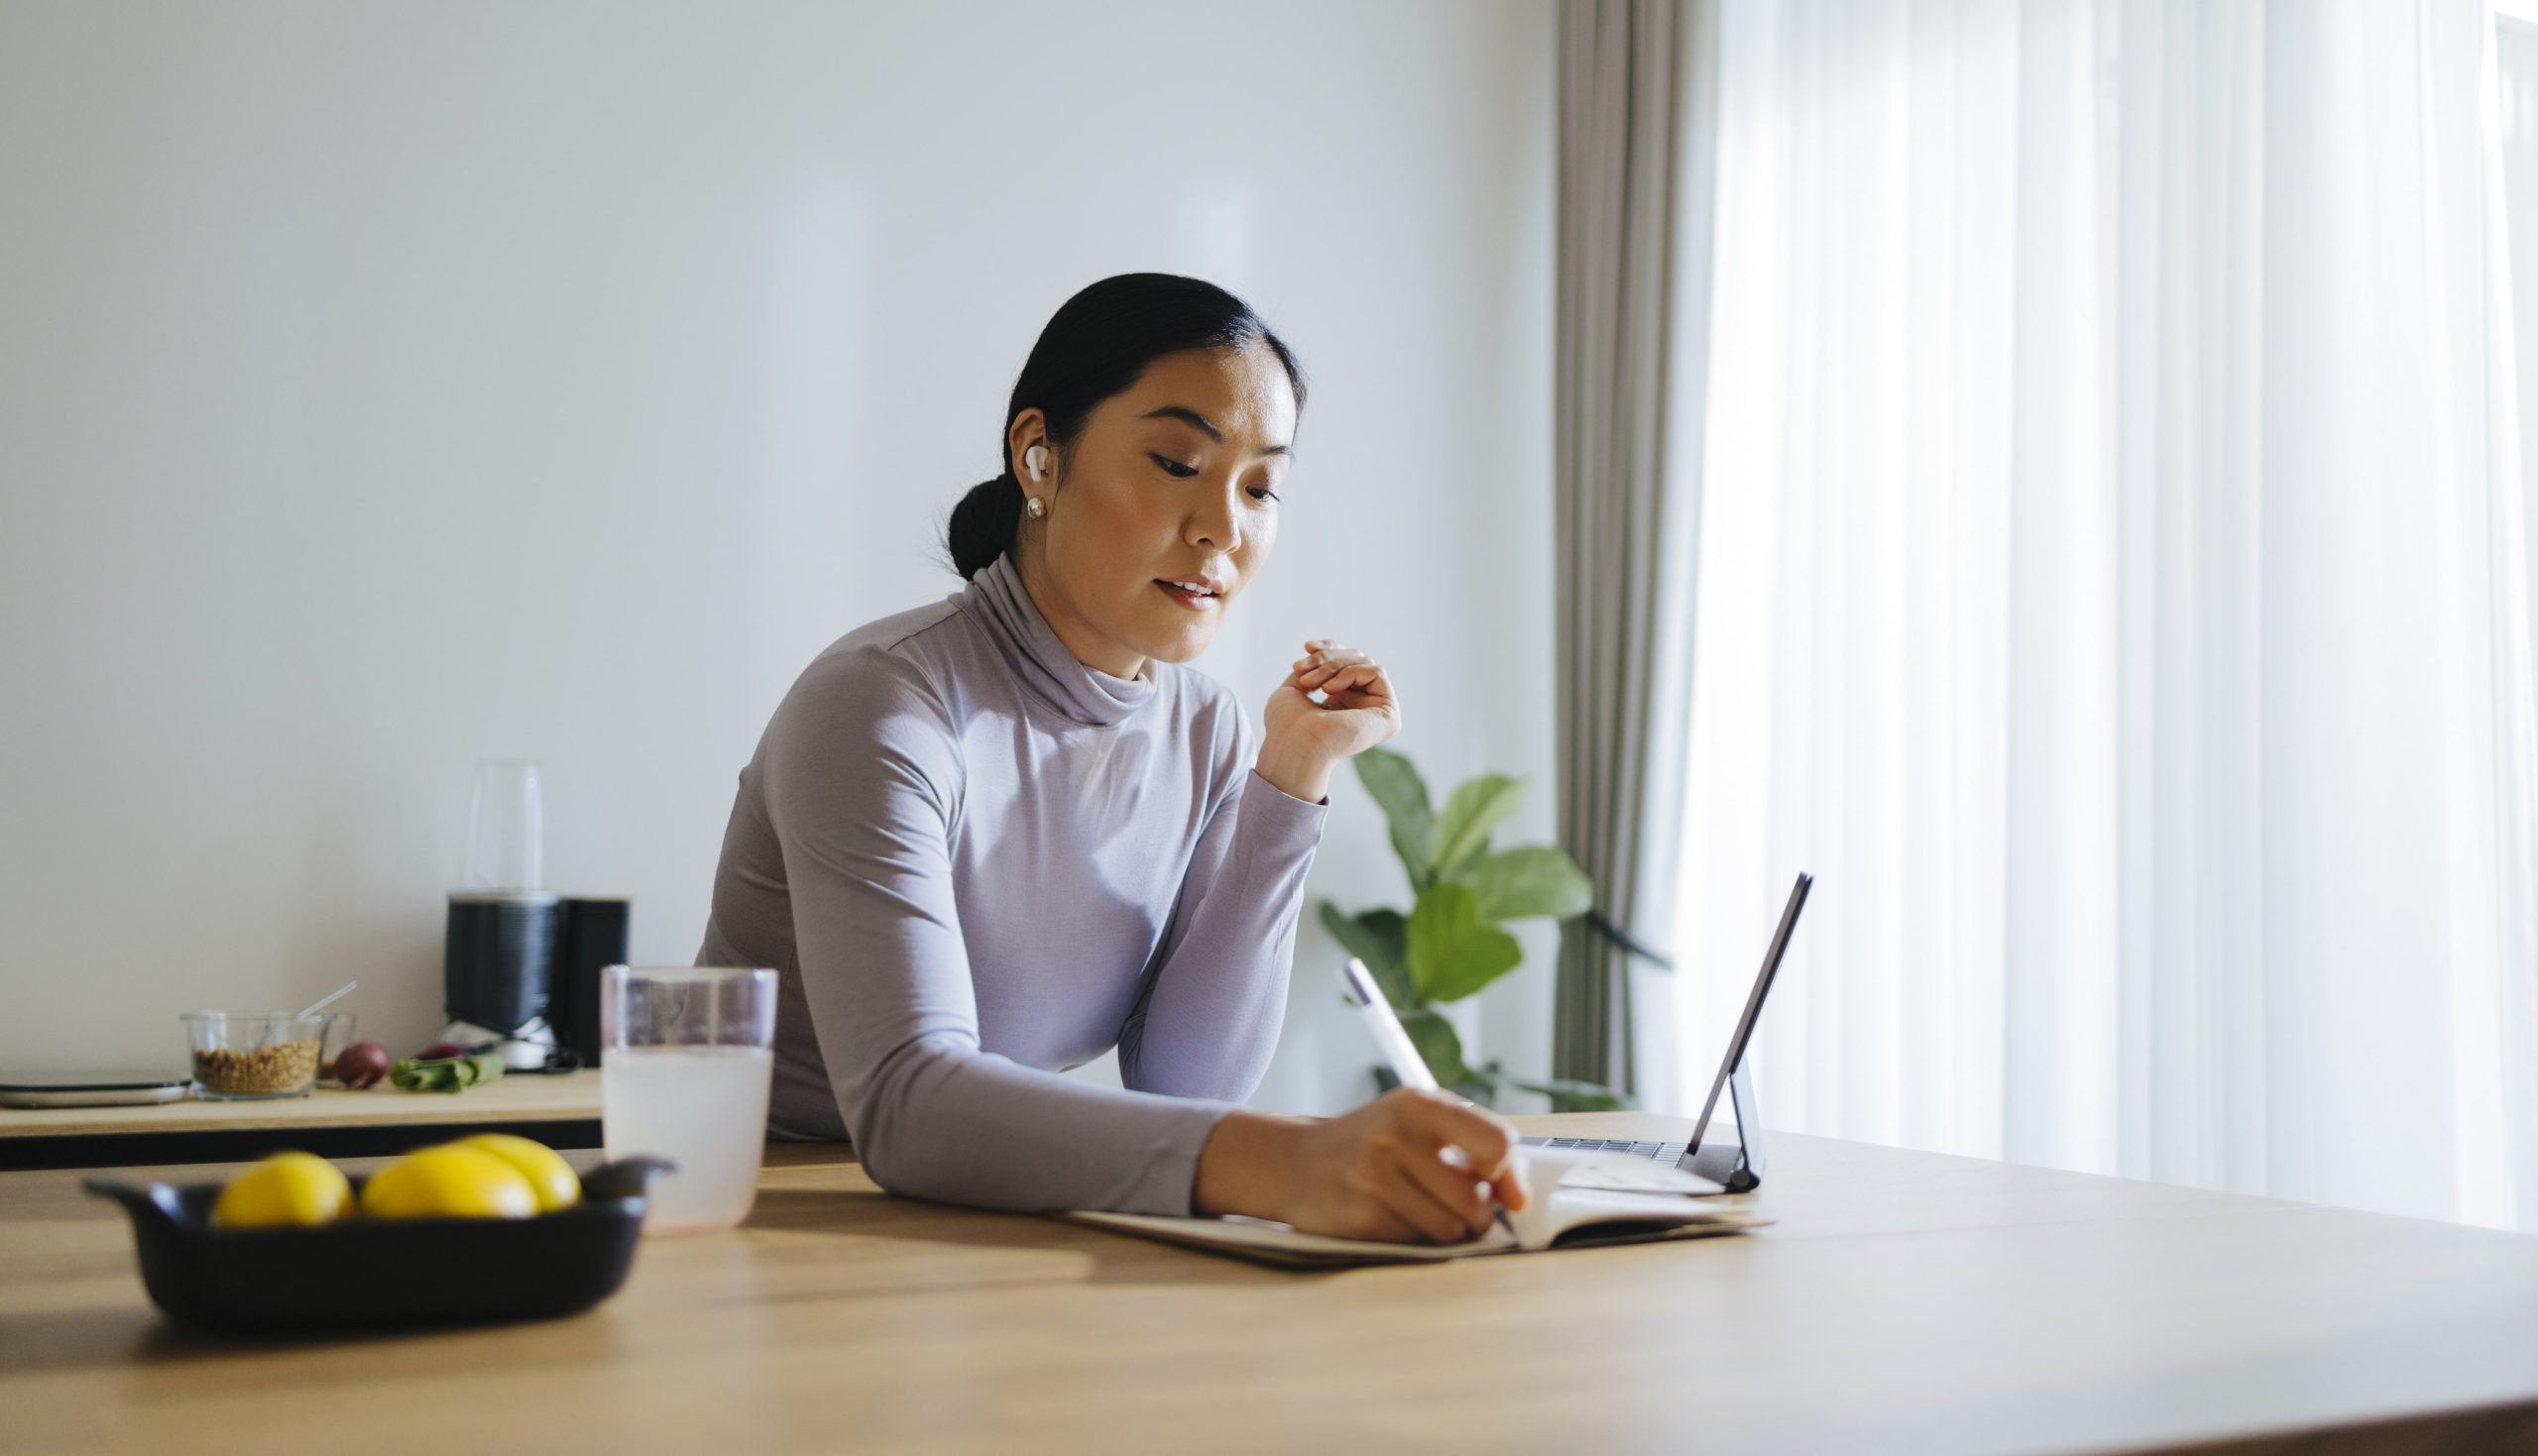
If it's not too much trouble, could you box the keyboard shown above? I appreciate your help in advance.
[1521,1135,1689,1165]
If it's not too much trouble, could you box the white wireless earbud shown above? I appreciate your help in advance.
[1024,445,1048,482]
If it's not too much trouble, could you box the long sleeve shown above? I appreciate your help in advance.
[1116,746,1329,1099]
[761,646,1236,1216]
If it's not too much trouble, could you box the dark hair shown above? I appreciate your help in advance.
[943,274,1307,581]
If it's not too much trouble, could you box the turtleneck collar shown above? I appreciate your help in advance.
[960,552,1156,728]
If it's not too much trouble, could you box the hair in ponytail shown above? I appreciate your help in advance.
[941,273,1306,581]
[945,470,1027,582]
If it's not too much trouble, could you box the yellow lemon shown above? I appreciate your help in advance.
[359,1145,537,1220]
[211,1151,353,1229]
[450,1133,581,1213]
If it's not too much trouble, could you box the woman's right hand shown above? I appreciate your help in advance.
[1194,1089,1530,1244]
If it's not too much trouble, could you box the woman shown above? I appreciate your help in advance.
[697,274,1527,1244]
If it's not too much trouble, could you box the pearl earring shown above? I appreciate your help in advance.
[1025,497,1046,518]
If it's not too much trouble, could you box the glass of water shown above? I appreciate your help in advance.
[600,965,778,1234]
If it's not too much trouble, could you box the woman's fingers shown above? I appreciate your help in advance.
[1293,644,1382,694]
[1295,660,1353,688]
[1398,1091,1524,1204]
[1287,641,1398,714]
[1359,1136,1490,1244]
[1292,642,1370,672]
[1303,657,1377,684]
[1318,665,1393,707]
[1398,1144,1499,1239]
[1363,1095,1514,1242]
[1275,1090,1519,1244]
[1301,665,1373,697]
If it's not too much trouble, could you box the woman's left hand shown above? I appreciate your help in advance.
[1257,639,1403,803]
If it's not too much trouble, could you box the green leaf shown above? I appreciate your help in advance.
[1318,902,1414,1008]
[1432,927,1522,1002]
[1462,845,1594,923]
[1502,1073,1633,1113]
[1405,883,1473,998]
[1430,774,1526,879]
[1407,883,1526,1003]
[1398,1006,1476,1088]
[1353,748,1438,889]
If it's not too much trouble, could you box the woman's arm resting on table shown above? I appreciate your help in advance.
[764,646,1234,1217]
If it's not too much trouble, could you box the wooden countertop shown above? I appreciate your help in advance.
[0,1069,602,1138]
[7,1113,2538,1454]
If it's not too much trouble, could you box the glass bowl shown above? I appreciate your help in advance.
[180,1012,349,1100]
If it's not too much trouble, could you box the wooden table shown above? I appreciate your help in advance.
[6,1113,2538,1455]
[0,1070,603,1170]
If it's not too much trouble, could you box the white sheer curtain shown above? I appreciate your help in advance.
[1674,0,2538,1229]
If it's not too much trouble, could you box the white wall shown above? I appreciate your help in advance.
[0,0,1558,1114]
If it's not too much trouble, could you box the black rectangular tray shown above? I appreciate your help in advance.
[84,1157,672,1333]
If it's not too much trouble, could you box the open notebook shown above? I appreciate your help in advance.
[1058,1147,1770,1270]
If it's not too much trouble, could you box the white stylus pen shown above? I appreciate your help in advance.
[1337,957,1439,1091]
[1338,956,1519,1240]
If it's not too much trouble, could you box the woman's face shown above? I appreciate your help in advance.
[1010,343,1297,677]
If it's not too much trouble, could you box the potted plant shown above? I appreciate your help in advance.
[1316,746,1630,1111]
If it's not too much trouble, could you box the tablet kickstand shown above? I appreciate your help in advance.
[1685,1058,1767,1193]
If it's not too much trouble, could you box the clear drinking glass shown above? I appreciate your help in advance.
[600,965,777,1233]
[462,758,543,892]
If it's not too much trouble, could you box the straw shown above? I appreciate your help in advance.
[252,979,358,1053]
[293,980,358,1020]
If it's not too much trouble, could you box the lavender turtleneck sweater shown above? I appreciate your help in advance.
[694,553,1328,1216]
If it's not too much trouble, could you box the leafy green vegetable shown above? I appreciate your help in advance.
[389,1053,506,1093]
